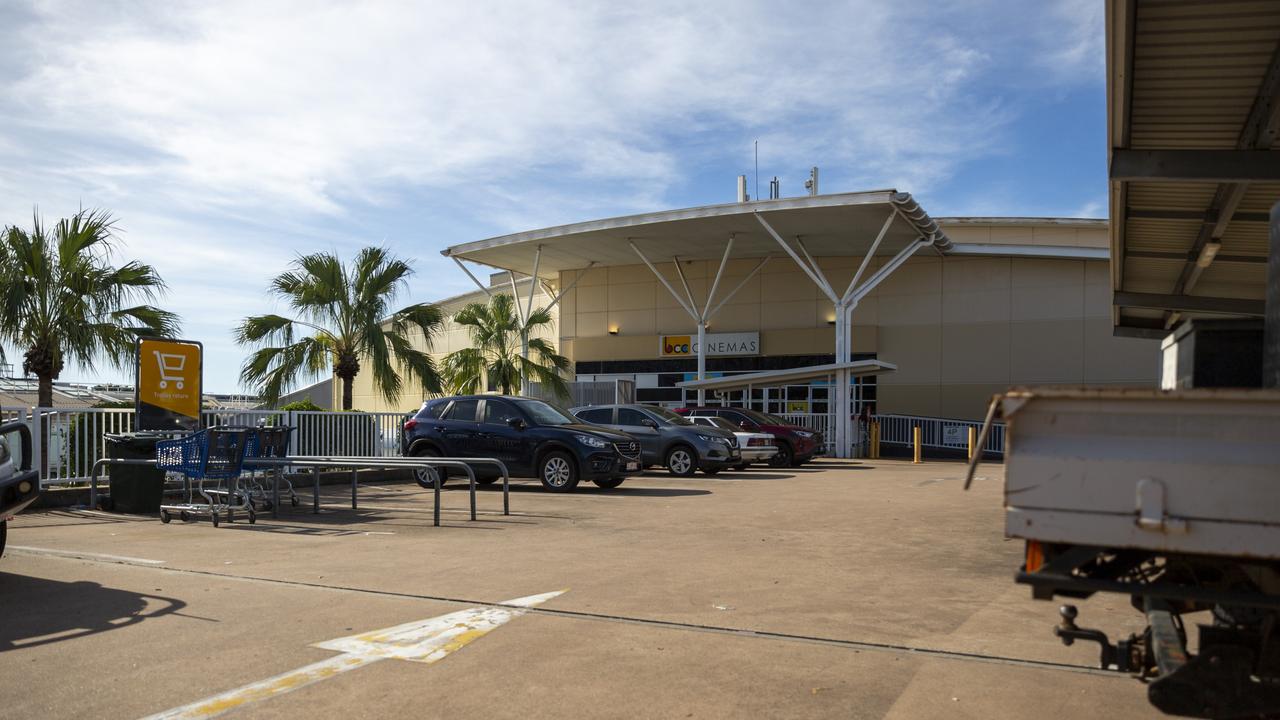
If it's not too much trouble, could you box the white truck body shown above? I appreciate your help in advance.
[1002,387,1280,560]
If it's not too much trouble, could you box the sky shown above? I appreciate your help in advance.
[0,0,1107,393]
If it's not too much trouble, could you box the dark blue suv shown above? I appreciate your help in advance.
[401,395,643,492]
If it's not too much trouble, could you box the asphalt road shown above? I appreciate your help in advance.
[0,459,1161,719]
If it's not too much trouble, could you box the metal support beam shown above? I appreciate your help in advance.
[450,256,492,297]
[671,256,699,319]
[1113,291,1265,316]
[542,262,597,312]
[525,245,542,320]
[754,212,839,303]
[704,236,735,318]
[630,242,698,319]
[1126,250,1267,265]
[844,211,895,301]
[1110,149,1280,183]
[1125,208,1273,224]
[507,271,527,324]
[851,239,929,304]
[795,237,836,301]
[706,256,771,320]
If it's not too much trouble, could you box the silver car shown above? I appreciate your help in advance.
[687,415,778,469]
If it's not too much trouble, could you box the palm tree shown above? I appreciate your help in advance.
[236,247,444,410]
[441,292,569,398]
[0,209,180,408]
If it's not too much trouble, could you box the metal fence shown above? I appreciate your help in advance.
[1,406,409,487]
[527,379,635,408]
[874,413,1005,455]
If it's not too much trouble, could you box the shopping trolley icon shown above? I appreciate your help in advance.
[153,350,187,390]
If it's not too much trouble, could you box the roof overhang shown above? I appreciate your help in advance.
[443,190,949,279]
[1106,0,1279,336]
[675,360,897,391]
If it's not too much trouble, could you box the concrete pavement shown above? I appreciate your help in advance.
[0,459,1160,719]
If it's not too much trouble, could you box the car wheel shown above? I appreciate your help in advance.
[539,451,580,492]
[769,443,793,468]
[411,445,447,488]
[665,446,697,477]
[593,477,625,489]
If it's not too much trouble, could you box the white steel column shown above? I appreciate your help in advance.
[755,209,933,458]
[631,237,745,406]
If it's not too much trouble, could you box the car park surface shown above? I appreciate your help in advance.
[0,459,1160,719]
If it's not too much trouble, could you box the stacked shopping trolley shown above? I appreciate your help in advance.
[157,425,292,527]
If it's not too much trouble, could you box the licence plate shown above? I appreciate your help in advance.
[626,462,639,471]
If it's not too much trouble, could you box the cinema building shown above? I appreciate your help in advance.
[351,190,1160,456]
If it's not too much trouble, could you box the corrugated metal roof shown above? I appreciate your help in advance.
[1107,0,1280,335]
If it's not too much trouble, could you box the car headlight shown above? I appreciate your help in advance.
[574,434,609,448]
[698,434,728,444]
[794,430,814,438]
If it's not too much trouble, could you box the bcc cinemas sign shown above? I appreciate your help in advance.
[660,332,759,358]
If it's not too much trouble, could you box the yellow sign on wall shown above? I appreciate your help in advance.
[137,338,202,430]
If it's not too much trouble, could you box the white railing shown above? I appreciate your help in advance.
[2,406,410,486]
[873,413,1005,455]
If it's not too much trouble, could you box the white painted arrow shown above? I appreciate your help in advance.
[142,590,565,720]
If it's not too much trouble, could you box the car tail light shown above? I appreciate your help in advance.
[403,418,418,432]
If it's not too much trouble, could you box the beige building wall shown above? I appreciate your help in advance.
[347,279,555,412]
[558,220,1158,421]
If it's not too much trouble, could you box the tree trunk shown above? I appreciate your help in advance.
[340,374,353,411]
[37,373,53,409]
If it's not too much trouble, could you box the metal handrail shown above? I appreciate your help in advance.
[286,455,511,517]
[86,455,500,527]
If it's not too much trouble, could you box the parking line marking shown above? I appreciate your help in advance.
[140,590,565,720]
[7,545,165,565]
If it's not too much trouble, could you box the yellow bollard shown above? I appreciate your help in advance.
[871,421,880,459]
[912,426,922,464]
[967,426,977,460]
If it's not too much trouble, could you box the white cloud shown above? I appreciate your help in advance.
[0,0,1096,389]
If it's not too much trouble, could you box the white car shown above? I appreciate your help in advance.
[687,415,777,469]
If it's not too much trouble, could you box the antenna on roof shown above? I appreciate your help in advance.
[804,166,820,196]
[769,177,780,200]
[754,140,759,202]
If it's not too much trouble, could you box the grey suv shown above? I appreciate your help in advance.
[571,404,740,477]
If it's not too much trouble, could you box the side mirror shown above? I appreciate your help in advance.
[739,420,751,430]
[506,417,526,430]
[641,418,658,429]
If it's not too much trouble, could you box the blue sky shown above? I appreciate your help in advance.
[0,0,1105,394]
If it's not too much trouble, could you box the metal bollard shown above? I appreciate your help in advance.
[912,426,922,464]
[967,426,977,460]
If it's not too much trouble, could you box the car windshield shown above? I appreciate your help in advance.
[646,406,693,425]
[698,416,738,432]
[514,399,579,426]
[739,408,787,425]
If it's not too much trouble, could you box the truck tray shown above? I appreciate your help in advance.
[1001,387,1280,560]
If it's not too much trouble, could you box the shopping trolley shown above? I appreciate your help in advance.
[239,425,297,510]
[157,427,251,527]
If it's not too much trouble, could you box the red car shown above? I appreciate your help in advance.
[674,406,823,467]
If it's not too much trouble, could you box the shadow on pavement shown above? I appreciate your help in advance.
[0,573,188,652]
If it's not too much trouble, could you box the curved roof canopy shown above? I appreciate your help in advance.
[443,190,949,279]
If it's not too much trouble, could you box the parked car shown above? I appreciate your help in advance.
[570,404,740,477]
[0,421,40,558]
[686,415,777,469]
[401,395,643,492]
[674,406,823,468]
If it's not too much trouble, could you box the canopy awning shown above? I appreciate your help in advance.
[1106,0,1279,337]
[442,191,948,278]
[676,360,897,392]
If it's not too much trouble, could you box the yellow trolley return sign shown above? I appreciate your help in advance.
[136,338,203,431]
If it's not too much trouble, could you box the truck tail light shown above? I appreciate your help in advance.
[1025,540,1044,572]
[403,418,418,432]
